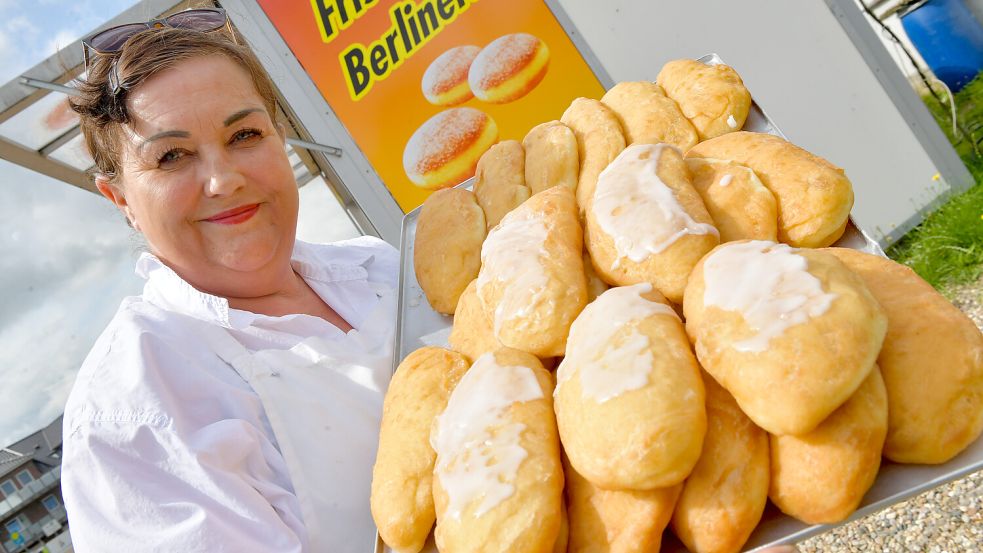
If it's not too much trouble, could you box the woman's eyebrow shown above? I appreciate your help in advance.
[138,130,190,152]
[135,108,266,152]
[224,108,264,127]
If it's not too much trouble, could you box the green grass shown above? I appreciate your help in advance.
[886,74,983,292]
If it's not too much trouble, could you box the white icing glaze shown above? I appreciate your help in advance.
[703,241,837,352]
[727,114,738,128]
[719,173,733,187]
[476,210,549,335]
[431,353,544,520]
[556,283,678,402]
[593,144,718,270]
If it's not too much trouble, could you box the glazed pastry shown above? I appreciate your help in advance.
[683,240,887,436]
[600,81,699,151]
[477,185,587,358]
[371,347,469,553]
[431,349,563,553]
[560,97,626,214]
[769,368,888,524]
[687,131,853,248]
[685,157,778,243]
[825,247,983,464]
[448,280,502,364]
[403,107,498,190]
[468,33,550,103]
[473,140,531,229]
[522,120,580,195]
[585,143,719,304]
[565,457,681,553]
[413,188,486,314]
[671,372,770,553]
[656,59,751,140]
[555,283,706,490]
[422,45,480,106]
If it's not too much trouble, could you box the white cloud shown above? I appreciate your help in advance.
[0,161,143,445]
[7,16,39,37]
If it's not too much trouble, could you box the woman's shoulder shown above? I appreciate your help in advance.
[65,297,231,433]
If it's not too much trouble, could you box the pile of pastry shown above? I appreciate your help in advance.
[372,59,983,553]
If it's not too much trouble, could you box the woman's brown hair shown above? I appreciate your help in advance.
[70,25,279,184]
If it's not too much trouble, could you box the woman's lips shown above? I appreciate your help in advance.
[203,203,260,225]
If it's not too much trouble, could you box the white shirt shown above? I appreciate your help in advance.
[61,237,399,553]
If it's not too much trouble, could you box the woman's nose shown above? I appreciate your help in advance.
[202,152,246,197]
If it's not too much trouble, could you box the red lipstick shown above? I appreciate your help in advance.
[204,203,260,225]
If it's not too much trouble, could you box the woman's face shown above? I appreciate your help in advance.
[99,54,299,295]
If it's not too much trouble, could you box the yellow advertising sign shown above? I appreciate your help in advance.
[257,0,605,212]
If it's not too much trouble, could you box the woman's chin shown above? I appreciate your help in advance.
[210,236,287,275]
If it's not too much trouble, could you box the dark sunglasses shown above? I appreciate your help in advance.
[81,8,230,93]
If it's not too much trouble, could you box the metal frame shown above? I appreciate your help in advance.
[543,0,616,90]
[824,0,975,242]
[0,0,182,192]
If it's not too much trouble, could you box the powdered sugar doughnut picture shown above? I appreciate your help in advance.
[421,45,481,106]
[469,33,550,104]
[402,107,499,190]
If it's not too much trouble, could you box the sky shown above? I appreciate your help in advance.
[0,0,359,446]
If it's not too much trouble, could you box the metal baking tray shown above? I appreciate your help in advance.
[375,54,979,553]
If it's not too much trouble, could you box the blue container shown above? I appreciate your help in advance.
[901,0,983,91]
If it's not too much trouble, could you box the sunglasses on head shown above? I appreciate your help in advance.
[81,8,230,93]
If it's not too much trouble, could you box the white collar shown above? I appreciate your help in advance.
[136,240,376,329]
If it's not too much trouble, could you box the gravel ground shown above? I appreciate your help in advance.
[795,279,983,553]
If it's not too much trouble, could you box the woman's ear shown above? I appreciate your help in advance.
[95,175,139,231]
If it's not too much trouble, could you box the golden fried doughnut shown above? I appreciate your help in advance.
[600,81,699,151]
[477,186,587,358]
[687,131,853,248]
[371,347,469,553]
[825,248,983,464]
[683,241,887,436]
[770,368,888,524]
[421,45,481,106]
[448,279,501,364]
[469,33,550,103]
[585,143,718,304]
[657,59,751,140]
[413,188,486,314]
[473,140,531,229]
[432,349,563,553]
[403,107,498,190]
[671,372,770,553]
[565,457,681,553]
[560,97,626,214]
[685,157,778,243]
[522,120,579,195]
[555,283,706,490]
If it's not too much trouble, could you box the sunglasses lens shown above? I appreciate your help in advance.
[87,23,149,53]
[165,9,227,32]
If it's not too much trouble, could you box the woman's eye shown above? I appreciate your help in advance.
[158,149,184,165]
[232,129,261,143]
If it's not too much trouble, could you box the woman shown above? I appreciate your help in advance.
[62,9,396,552]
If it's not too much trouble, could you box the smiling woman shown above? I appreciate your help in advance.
[60,12,398,553]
